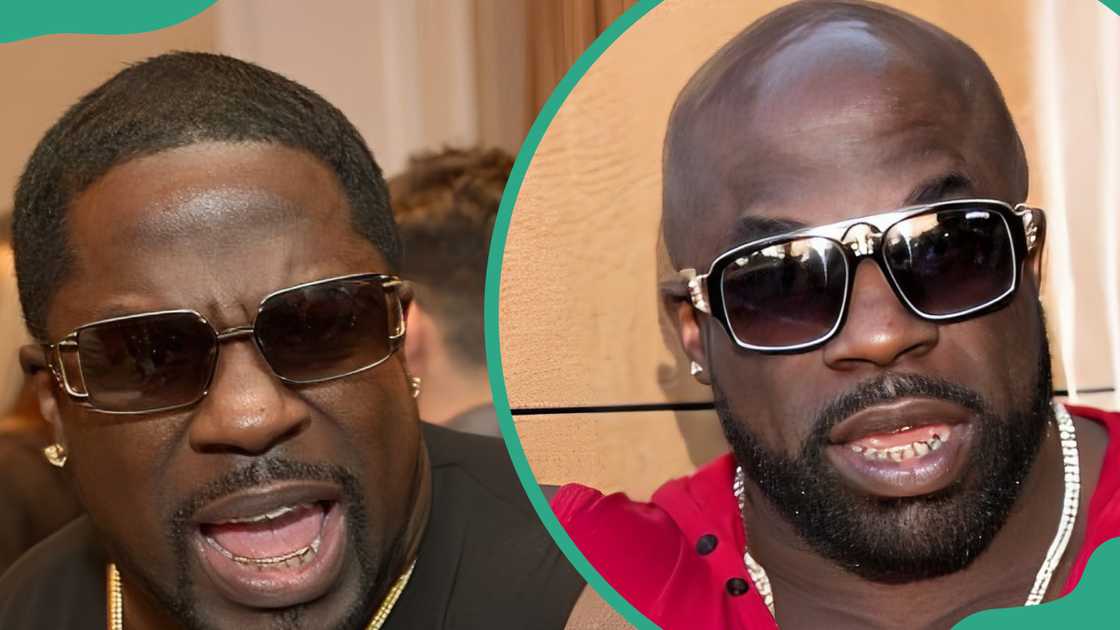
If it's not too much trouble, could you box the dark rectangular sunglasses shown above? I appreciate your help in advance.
[677,199,1044,353]
[43,273,406,414]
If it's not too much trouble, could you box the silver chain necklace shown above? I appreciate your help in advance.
[733,400,1081,617]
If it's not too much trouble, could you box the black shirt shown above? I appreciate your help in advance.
[0,425,82,574]
[443,403,500,438]
[0,423,583,629]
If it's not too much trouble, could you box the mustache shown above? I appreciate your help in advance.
[169,458,361,529]
[802,373,992,455]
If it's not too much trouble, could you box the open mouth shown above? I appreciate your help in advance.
[201,502,329,569]
[191,482,348,608]
[824,399,976,498]
[847,424,953,463]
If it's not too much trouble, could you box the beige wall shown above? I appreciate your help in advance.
[501,0,1120,499]
[213,0,530,177]
[0,245,29,413]
[1032,0,1120,409]
[0,1,532,203]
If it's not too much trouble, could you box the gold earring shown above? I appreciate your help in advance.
[409,376,422,399]
[690,361,704,376]
[43,443,68,468]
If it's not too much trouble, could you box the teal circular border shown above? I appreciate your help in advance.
[485,1,1120,628]
[485,2,663,626]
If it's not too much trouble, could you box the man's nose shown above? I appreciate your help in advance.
[188,340,309,455]
[821,260,939,369]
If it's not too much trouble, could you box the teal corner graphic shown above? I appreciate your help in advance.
[955,537,1120,629]
[1,1,215,44]
[485,0,1120,628]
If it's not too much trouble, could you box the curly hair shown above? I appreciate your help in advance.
[389,147,513,366]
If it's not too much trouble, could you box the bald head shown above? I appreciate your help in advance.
[662,0,1028,268]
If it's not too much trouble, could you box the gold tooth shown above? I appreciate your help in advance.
[863,442,929,462]
[219,537,321,567]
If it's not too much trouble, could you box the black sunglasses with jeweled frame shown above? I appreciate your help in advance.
[42,273,406,414]
[677,199,1045,354]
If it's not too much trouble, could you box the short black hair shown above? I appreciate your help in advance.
[389,147,512,367]
[12,51,401,341]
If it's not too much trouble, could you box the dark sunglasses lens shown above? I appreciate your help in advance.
[721,237,848,348]
[883,207,1016,317]
[77,313,217,412]
[255,277,396,382]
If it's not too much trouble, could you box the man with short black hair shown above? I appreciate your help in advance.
[0,52,582,629]
[552,2,1120,628]
[390,147,512,438]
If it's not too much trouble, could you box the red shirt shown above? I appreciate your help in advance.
[551,405,1120,629]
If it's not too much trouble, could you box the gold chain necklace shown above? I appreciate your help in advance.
[107,559,416,630]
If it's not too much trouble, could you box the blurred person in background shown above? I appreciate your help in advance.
[390,147,512,438]
[0,225,80,574]
[0,52,584,629]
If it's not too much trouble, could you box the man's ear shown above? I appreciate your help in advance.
[397,280,415,322]
[18,344,66,446]
[660,288,710,386]
[403,299,429,379]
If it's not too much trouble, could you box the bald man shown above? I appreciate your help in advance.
[550,2,1120,629]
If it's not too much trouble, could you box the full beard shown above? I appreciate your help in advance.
[716,327,1054,583]
[109,458,405,630]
